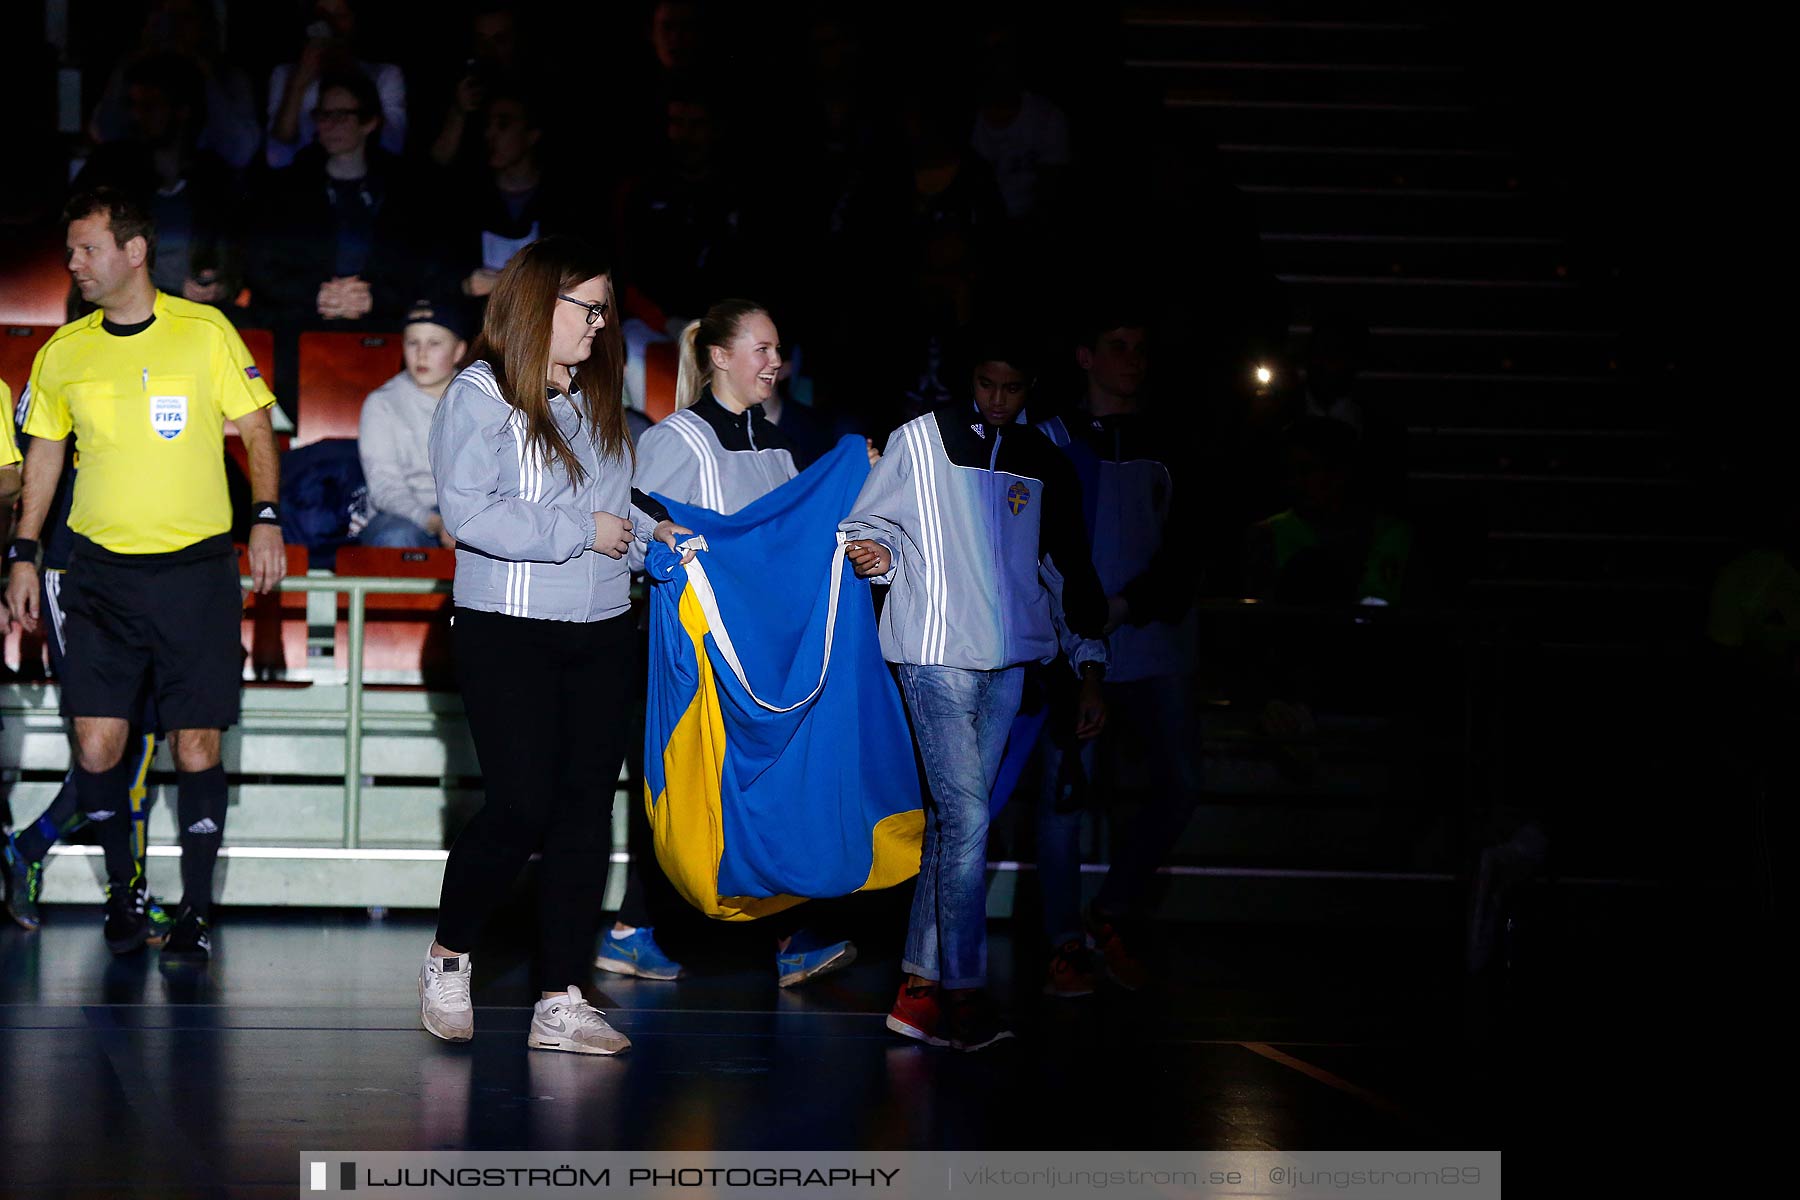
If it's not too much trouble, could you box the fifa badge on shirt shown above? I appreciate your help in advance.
[1006,481,1031,515]
[150,393,188,440]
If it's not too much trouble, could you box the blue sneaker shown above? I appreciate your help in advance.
[595,927,684,980]
[776,936,857,988]
[3,834,43,930]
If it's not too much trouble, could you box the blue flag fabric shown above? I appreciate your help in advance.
[643,436,927,921]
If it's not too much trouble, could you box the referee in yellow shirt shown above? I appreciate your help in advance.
[0,386,19,597]
[3,188,286,963]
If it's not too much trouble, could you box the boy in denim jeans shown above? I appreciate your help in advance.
[842,332,1109,1051]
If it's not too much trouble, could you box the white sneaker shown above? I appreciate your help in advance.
[528,986,630,1056]
[420,952,474,1042]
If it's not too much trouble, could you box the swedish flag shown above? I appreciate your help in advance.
[643,437,926,920]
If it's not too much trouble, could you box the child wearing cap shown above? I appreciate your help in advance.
[358,299,473,547]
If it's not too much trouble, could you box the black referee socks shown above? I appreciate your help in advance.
[73,761,136,888]
[176,765,229,919]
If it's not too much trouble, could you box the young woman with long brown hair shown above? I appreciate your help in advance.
[418,236,691,1055]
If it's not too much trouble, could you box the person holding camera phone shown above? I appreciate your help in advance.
[265,0,406,169]
[429,5,524,172]
[417,236,693,1057]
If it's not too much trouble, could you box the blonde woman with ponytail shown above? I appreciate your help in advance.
[634,299,802,513]
[601,298,863,990]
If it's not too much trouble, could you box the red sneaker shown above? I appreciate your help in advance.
[886,980,947,1046]
[1087,911,1148,992]
[942,988,1015,1052]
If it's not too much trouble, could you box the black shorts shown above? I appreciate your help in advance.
[56,541,243,731]
[43,570,162,734]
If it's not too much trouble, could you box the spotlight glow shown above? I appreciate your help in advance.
[1254,365,1273,385]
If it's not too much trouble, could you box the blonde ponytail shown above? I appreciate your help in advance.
[674,319,706,411]
[673,298,770,412]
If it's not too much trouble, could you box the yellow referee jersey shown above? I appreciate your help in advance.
[1,380,20,468]
[19,293,275,554]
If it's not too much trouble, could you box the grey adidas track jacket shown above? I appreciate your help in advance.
[633,392,798,515]
[839,404,1109,673]
[430,360,665,623]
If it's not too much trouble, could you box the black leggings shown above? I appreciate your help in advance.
[435,606,634,992]
[615,626,686,931]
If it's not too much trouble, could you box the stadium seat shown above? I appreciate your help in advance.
[237,543,311,682]
[237,327,276,386]
[644,339,679,422]
[2,624,50,681]
[0,325,54,402]
[295,331,402,446]
[331,545,456,686]
[0,231,72,326]
[223,326,286,473]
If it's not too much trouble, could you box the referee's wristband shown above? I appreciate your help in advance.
[250,500,283,527]
[6,539,41,570]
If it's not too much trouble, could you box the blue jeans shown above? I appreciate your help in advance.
[897,663,1024,989]
[1036,672,1199,946]
[361,511,438,548]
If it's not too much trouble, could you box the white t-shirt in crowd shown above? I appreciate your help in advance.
[970,91,1072,219]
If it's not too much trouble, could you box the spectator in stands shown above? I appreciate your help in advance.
[454,82,575,302]
[1706,493,1800,923]
[968,22,1072,224]
[649,0,705,74]
[1245,418,1420,779]
[1247,418,1414,608]
[607,0,710,174]
[1707,501,1800,694]
[73,52,242,306]
[1031,313,1200,997]
[1300,314,1371,434]
[427,4,524,171]
[842,331,1109,1051]
[888,93,1008,423]
[265,0,406,169]
[614,86,761,409]
[758,366,837,471]
[247,70,450,332]
[358,300,472,549]
[86,0,261,170]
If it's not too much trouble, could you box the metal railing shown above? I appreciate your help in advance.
[243,574,451,848]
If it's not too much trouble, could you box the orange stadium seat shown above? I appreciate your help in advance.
[644,339,679,422]
[331,545,456,686]
[0,325,54,403]
[2,624,51,681]
[0,231,72,326]
[237,543,312,682]
[224,327,281,474]
[295,331,402,446]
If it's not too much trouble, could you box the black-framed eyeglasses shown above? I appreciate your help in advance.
[558,295,609,325]
[312,106,365,124]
